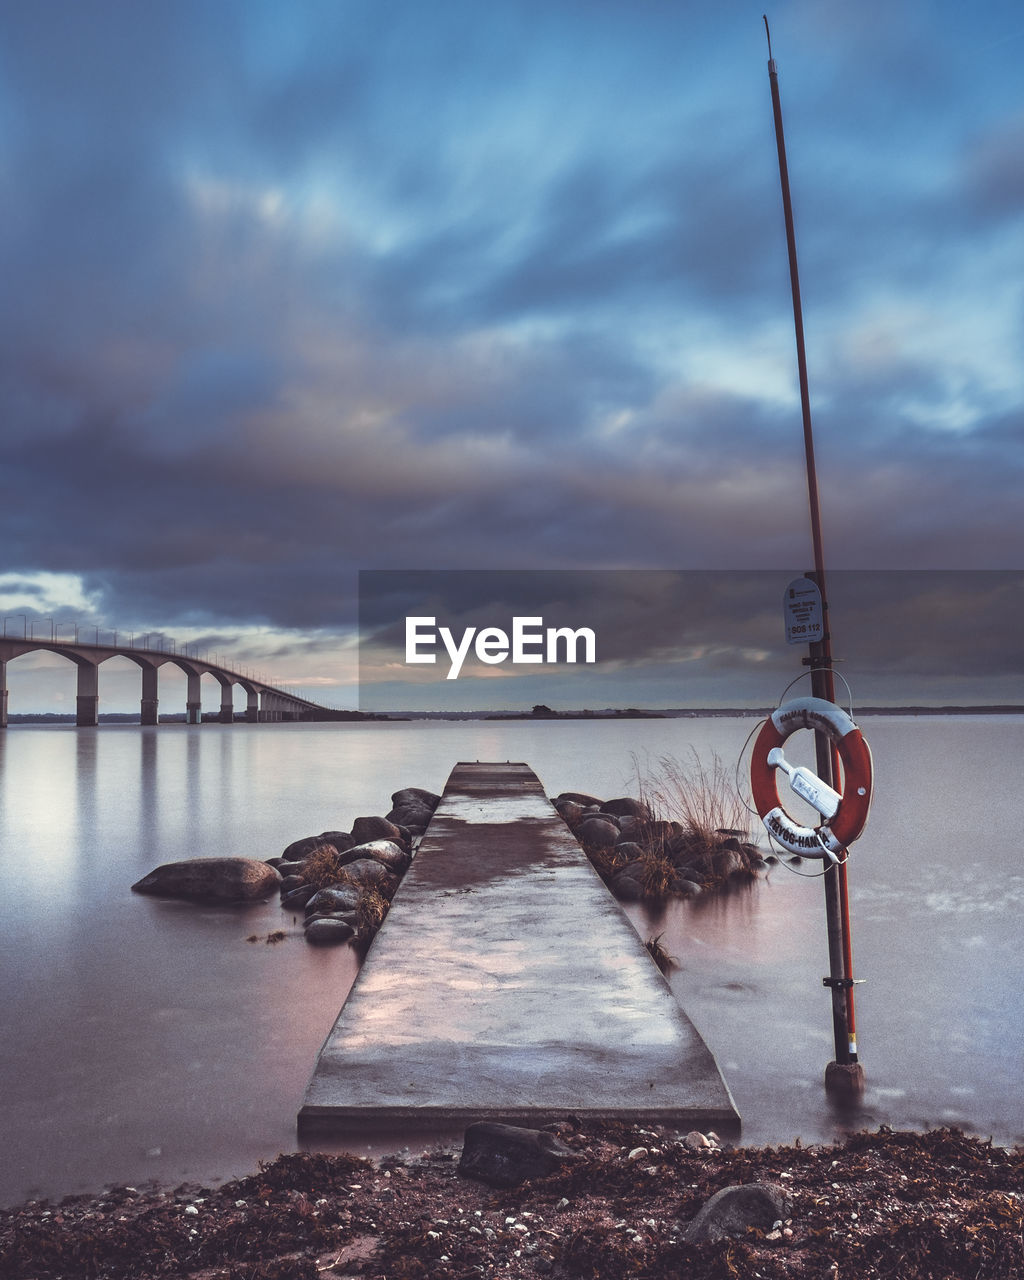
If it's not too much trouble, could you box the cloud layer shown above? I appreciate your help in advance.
[2,1,1023,707]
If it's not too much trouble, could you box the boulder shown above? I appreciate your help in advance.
[338,839,410,875]
[304,886,362,916]
[683,1183,788,1243]
[305,918,356,946]
[281,884,317,910]
[458,1122,580,1188]
[711,848,744,879]
[282,831,354,861]
[576,816,621,849]
[391,787,441,811]
[599,797,651,821]
[609,874,643,902]
[553,800,586,827]
[552,791,603,809]
[351,816,405,846]
[677,879,703,898]
[335,858,399,896]
[132,858,281,904]
[305,910,359,930]
[386,804,434,832]
[611,841,645,861]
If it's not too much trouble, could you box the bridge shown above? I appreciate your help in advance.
[0,635,337,728]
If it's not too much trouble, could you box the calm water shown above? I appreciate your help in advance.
[0,716,1021,1206]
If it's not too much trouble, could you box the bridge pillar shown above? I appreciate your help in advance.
[1,659,7,729]
[76,661,99,727]
[220,684,234,724]
[186,671,202,724]
[246,689,259,723]
[140,665,159,726]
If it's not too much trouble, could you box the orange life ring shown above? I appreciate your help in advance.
[750,695,873,858]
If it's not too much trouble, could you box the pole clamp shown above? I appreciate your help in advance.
[822,976,865,990]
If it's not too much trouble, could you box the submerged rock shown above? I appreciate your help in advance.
[132,858,281,904]
[305,917,356,946]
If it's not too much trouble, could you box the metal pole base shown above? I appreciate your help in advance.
[825,1060,865,1098]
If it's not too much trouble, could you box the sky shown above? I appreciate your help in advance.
[1,0,1023,713]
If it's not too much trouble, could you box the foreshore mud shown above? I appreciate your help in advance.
[2,1123,1021,1279]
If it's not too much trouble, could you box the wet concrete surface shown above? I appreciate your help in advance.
[298,762,739,1137]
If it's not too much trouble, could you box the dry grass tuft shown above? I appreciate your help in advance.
[644,933,678,974]
[634,749,750,863]
[637,853,677,899]
[301,843,347,890]
[356,888,390,934]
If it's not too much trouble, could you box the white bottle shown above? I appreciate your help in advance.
[766,747,842,820]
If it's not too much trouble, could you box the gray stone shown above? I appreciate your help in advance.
[281,883,317,910]
[391,787,441,811]
[612,841,646,859]
[132,858,281,904]
[305,917,356,946]
[458,1122,580,1188]
[351,816,405,846]
[553,800,585,827]
[711,848,744,878]
[599,797,651,821]
[576,816,621,849]
[386,804,434,832]
[683,1183,788,1243]
[610,874,643,901]
[552,791,603,808]
[305,910,359,930]
[282,832,354,862]
[334,858,399,896]
[305,886,362,916]
[338,839,410,875]
[677,880,703,898]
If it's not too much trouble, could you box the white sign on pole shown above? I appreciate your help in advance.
[784,576,823,646]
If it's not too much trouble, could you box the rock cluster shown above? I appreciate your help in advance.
[550,791,768,903]
[269,786,441,948]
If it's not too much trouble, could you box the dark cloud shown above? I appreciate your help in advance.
[1,0,1023,710]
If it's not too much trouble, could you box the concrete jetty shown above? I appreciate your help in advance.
[298,762,739,1137]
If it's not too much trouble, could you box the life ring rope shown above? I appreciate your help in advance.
[750,695,873,860]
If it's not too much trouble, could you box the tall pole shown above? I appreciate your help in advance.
[764,16,864,1096]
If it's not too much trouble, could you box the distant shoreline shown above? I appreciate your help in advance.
[6,705,1024,724]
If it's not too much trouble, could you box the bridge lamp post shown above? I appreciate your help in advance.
[3,615,27,637]
[54,621,78,643]
[30,617,54,641]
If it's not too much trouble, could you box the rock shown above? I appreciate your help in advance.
[612,841,646,860]
[391,787,441,810]
[458,1122,580,1188]
[683,1182,788,1243]
[599,797,651,821]
[304,917,356,946]
[304,886,362,916]
[552,791,603,808]
[677,879,703,898]
[281,883,317,910]
[351,816,405,846]
[684,1130,711,1151]
[386,804,434,832]
[334,858,399,896]
[279,874,306,893]
[711,848,744,878]
[132,858,281,904]
[609,874,643,901]
[636,819,680,850]
[276,860,308,878]
[576,816,621,849]
[338,839,410,874]
[615,814,640,841]
[553,800,586,827]
[305,910,359,930]
[282,831,354,861]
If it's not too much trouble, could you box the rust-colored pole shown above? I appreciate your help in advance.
[764,16,864,1095]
